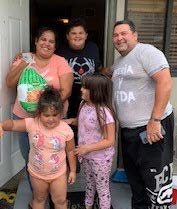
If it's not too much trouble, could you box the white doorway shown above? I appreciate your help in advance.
[0,0,30,186]
[30,0,117,67]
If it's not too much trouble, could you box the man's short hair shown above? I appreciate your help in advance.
[114,19,136,32]
[66,18,87,34]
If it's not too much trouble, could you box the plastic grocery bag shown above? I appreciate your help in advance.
[17,66,47,114]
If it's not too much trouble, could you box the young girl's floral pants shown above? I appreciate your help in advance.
[82,157,113,209]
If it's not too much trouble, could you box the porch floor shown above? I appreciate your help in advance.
[1,147,177,208]
[13,164,177,209]
[12,159,177,209]
[13,167,132,209]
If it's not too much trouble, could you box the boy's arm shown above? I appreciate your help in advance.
[99,67,112,77]
[0,119,26,137]
[64,118,78,126]
[66,137,77,184]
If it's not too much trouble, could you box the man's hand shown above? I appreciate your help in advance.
[146,120,163,144]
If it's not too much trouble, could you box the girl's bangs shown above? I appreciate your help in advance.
[81,75,92,89]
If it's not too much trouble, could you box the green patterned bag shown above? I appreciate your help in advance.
[17,67,47,114]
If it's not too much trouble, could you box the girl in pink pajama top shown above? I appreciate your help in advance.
[66,73,116,209]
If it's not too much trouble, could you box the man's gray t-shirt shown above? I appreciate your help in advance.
[112,43,173,128]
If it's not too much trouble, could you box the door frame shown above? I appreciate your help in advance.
[0,0,29,186]
[104,0,127,66]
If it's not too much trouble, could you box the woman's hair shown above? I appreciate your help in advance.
[33,27,58,52]
[37,86,63,115]
[80,73,116,133]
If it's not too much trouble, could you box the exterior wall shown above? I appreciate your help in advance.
[171,78,177,158]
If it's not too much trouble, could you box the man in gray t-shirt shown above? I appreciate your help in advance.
[112,20,174,209]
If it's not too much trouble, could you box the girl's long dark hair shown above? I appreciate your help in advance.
[80,73,116,133]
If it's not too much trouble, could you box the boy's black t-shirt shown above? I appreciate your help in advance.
[57,41,101,118]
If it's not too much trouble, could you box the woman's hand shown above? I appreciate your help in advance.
[6,52,34,88]
[68,171,76,184]
[6,60,29,88]
[12,53,22,63]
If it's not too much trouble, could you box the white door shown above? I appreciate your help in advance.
[0,0,29,186]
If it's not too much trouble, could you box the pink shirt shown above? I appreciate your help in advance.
[78,103,115,160]
[12,54,72,118]
[25,118,74,180]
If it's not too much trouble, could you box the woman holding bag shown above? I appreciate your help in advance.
[6,27,74,191]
